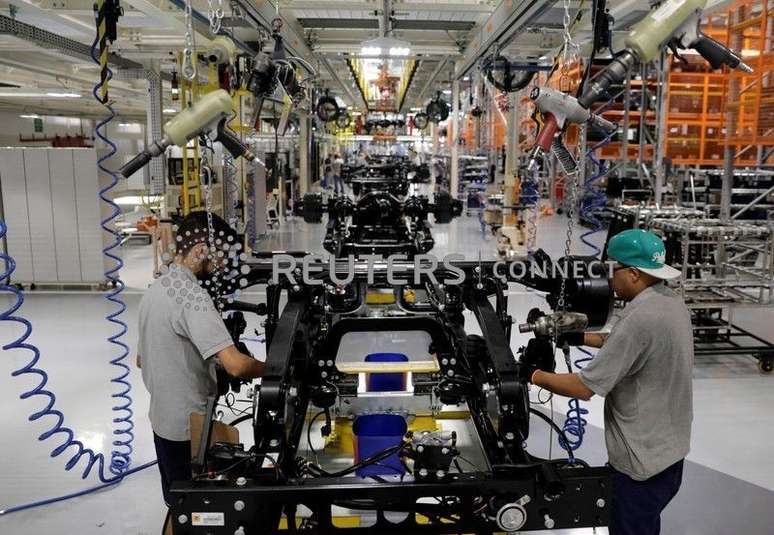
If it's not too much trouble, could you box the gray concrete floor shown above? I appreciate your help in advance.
[1,213,773,534]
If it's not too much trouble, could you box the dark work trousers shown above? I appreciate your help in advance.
[153,432,192,507]
[610,459,685,535]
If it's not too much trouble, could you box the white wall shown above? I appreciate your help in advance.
[0,111,92,146]
[0,110,148,193]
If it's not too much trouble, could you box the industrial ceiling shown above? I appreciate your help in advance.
[0,0,733,118]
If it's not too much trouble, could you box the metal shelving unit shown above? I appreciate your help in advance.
[681,168,774,220]
[606,205,774,372]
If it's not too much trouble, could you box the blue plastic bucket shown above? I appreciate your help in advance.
[352,414,407,477]
[365,352,408,392]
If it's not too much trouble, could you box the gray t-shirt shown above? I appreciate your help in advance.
[137,265,233,441]
[579,282,693,481]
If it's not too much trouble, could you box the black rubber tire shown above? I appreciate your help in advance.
[426,99,449,123]
[413,112,429,130]
[302,193,323,223]
[434,191,453,223]
[316,96,339,122]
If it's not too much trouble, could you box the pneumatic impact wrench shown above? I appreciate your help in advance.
[119,89,255,179]
[578,0,752,109]
[526,87,618,173]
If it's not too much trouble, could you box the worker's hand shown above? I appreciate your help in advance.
[557,332,585,347]
[217,344,264,380]
[518,337,555,383]
[518,362,541,384]
[235,340,252,358]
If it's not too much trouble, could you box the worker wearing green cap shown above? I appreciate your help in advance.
[529,229,693,535]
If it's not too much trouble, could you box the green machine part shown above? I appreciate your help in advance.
[625,0,706,63]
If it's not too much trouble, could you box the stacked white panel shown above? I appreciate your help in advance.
[73,149,108,283]
[0,147,108,284]
[0,149,34,282]
[23,149,58,282]
[48,150,82,282]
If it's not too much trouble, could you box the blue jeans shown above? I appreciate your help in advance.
[333,174,344,194]
[610,459,684,535]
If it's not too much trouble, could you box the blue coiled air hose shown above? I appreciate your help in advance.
[0,17,156,516]
[559,129,614,455]
[0,218,157,515]
[579,133,615,256]
[522,172,540,253]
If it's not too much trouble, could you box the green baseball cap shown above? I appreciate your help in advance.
[607,229,681,280]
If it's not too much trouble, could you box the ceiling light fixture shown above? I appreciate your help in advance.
[47,92,81,98]
[389,47,410,56]
[0,92,60,98]
[19,114,40,119]
[360,36,412,57]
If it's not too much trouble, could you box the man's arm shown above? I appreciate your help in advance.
[217,345,265,379]
[583,332,608,348]
[531,371,595,401]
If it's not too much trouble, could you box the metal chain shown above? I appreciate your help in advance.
[526,167,540,252]
[200,146,222,302]
[557,165,580,312]
[182,0,196,81]
[559,0,581,92]
[230,0,243,20]
[555,0,585,309]
[207,0,224,34]
[200,148,216,251]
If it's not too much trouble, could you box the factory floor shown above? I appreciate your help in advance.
[1,213,774,535]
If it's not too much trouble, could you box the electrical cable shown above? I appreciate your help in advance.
[306,443,405,478]
[307,410,326,460]
[575,0,601,99]
[579,132,615,255]
[528,408,575,465]
[0,8,156,516]
[194,455,254,479]
[455,454,482,472]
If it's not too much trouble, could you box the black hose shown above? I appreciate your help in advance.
[577,0,602,99]
[307,410,326,457]
[528,408,576,463]
[229,414,252,427]
[307,443,405,478]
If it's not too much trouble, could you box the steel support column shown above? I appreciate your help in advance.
[653,49,669,207]
[144,64,166,197]
[721,6,744,223]
[252,155,268,243]
[637,63,648,185]
[299,112,311,195]
[505,91,522,180]
[451,76,460,198]
[622,76,631,174]
[431,123,439,191]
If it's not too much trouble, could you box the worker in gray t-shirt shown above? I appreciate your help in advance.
[136,211,264,512]
[527,229,693,535]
